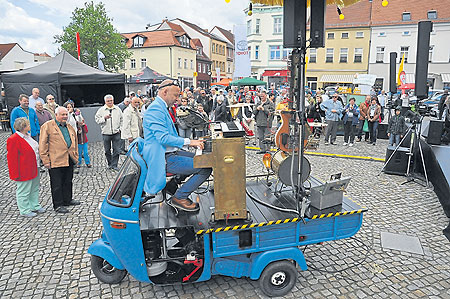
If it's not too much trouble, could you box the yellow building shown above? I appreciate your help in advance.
[305,1,371,90]
[120,24,197,89]
[210,39,228,82]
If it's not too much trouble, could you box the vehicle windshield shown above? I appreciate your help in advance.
[106,156,140,207]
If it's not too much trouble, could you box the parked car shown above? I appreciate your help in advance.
[418,92,444,116]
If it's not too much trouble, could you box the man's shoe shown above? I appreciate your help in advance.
[111,166,120,171]
[55,206,69,214]
[324,141,329,145]
[256,150,266,154]
[67,200,80,206]
[349,143,354,147]
[330,142,336,145]
[21,212,37,217]
[73,168,79,174]
[343,142,348,146]
[356,138,361,142]
[33,207,46,214]
[170,197,200,212]
[86,164,92,168]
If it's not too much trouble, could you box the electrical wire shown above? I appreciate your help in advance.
[246,188,300,215]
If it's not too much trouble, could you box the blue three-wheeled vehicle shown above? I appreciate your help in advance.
[88,138,366,297]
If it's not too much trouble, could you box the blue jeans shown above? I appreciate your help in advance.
[389,134,401,146]
[78,143,91,165]
[368,121,379,143]
[178,128,192,138]
[166,150,212,199]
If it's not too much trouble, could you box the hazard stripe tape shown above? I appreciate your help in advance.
[196,209,366,235]
[245,146,385,162]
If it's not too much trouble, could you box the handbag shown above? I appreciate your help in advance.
[363,120,369,133]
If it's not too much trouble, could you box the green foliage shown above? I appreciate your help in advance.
[54,1,130,71]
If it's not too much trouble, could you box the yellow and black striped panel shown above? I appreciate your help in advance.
[196,209,366,235]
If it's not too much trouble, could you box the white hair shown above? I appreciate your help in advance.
[55,106,68,115]
[104,94,114,101]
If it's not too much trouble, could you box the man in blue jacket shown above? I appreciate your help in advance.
[10,94,40,141]
[320,93,343,145]
[142,79,212,212]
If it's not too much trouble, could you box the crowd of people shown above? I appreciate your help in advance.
[5,83,406,217]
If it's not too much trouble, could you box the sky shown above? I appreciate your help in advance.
[0,0,249,55]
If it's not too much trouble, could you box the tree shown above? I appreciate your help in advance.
[54,1,130,71]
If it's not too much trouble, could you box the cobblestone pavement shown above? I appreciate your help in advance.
[0,131,449,299]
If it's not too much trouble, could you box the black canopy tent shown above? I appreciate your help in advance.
[1,50,125,111]
[128,66,172,84]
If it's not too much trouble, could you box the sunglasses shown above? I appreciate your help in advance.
[159,80,179,89]
[48,98,55,100]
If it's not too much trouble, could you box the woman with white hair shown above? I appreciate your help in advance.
[7,117,45,217]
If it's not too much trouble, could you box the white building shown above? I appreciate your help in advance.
[245,4,290,88]
[369,23,450,91]
[0,43,36,72]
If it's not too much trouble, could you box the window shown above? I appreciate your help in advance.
[354,48,363,63]
[402,31,411,36]
[248,46,251,57]
[378,32,386,37]
[106,157,140,207]
[428,10,437,19]
[140,58,146,68]
[178,58,182,69]
[255,45,260,60]
[202,63,206,73]
[376,47,385,63]
[356,32,364,38]
[327,32,335,39]
[190,60,193,70]
[212,43,216,53]
[309,48,317,63]
[198,63,201,71]
[270,45,281,60]
[282,48,292,60]
[339,48,348,63]
[273,17,282,34]
[247,20,252,35]
[133,36,145,47]
[326,48,334,63]
[402,12,411,21]
[184,59,188,69]
[429,45,434,62]
[130,59,136,69]
[341,32,349,39]
[255,19,261,34]
[400,46,409,63]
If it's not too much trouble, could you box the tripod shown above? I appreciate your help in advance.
[380,120,430,187]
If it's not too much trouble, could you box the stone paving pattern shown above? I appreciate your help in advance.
[0,131,449,299]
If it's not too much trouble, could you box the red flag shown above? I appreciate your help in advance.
[76,32,81,60]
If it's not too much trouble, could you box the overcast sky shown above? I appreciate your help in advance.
[0,0,249,55]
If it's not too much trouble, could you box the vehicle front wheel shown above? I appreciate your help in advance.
[91,255,127,284]
[258,260,298,297]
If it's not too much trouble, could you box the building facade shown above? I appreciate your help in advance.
[368,0,450,90]
[0,43,37,72]
[120,23,196,90]
[172,19,229,83]
[192,38,212,88]
[210,26,235,79]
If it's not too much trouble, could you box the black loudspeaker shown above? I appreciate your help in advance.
[400,127,412,148]
[310,0,326,48]
[283,0,307,48]
[389,52,397,94]
[378,124,388,139]
[427,119,444,145]
[384,146,410,175]
[415,21,433,99]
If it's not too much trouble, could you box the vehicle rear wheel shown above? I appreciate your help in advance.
[91,255,127,284]
[258,260,297,297]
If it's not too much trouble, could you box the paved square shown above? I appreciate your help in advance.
[380,231,424,254]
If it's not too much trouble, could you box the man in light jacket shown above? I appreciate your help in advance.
[95,94,123,171]
[320,94,343,145]
[39,107,79,214]
[121,97,143,143]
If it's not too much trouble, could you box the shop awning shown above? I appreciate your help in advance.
[442,73,450,83]
[320,74,354,83]
[261,70,288,77]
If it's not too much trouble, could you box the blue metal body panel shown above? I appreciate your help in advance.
[96,144,151,283]
[88,238,124,270]
[211,214,363,258]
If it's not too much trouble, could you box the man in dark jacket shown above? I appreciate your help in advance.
[387,106,407,146]
[253,90,274,153]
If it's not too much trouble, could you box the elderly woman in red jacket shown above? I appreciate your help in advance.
[7,117,45,217]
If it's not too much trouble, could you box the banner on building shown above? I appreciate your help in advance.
[233,24,251,78]
[215,67,221,82]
